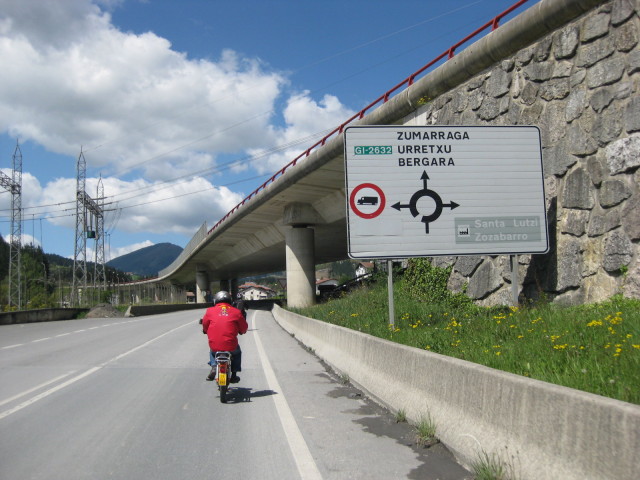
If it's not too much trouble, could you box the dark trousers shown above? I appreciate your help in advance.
[209,346,242,373]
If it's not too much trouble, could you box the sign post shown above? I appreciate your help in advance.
[387,259,395,327]
[344,126,548,310]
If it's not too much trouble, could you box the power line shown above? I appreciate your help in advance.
[0,127,331,218]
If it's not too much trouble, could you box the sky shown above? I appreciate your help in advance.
[0,0,534,262]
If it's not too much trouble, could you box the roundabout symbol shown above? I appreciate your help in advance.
[392,171,460,234]
[350,183,386,219]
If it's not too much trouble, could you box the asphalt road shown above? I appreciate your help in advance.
[0,308,472,480]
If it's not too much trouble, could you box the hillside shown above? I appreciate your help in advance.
[106,242,182,277]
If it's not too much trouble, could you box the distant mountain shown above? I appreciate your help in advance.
[45,252,74,268]
[106,243,182,277]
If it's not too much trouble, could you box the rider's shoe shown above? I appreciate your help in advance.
[230,373,240,383]
[206,368,216,381]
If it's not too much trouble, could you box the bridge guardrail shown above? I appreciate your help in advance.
[206,0,530,235]
[157,0,532,280]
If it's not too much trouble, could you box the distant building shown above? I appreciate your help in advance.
[315,267,331,280]
[238,282,276,300]
[355,262,375,278]
[316,278,338,296]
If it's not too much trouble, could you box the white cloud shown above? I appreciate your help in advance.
[36,174,243,236]
[247,91,356,174]
[0,0,356,255]
[6,233,39,248]
[0,0,286,181]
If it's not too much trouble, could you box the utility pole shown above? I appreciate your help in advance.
[72,149,105,306]
[0,141,23,309]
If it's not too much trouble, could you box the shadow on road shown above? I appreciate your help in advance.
[223,388,278,404]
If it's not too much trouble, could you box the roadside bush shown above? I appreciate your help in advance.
[401,258,474,312]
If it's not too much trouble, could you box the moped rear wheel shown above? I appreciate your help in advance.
[219,385,228,403]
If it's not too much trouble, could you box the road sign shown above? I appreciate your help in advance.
[344,126,549,259]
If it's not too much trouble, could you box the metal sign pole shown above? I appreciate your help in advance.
[387,259,395,327]
[511,254,519,306]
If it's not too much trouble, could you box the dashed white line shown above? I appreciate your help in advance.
[1,344,24,350]
[0,322,192,421]
[32,337,51,343]
[0,372,76,407]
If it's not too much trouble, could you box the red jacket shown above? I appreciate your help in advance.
[202,303,248,351]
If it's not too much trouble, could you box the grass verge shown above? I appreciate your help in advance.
[293,268,640,405]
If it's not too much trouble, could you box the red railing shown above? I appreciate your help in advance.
[208,0,530,234]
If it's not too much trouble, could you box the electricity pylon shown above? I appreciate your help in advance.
[0,141,22,308]
[93,176,106,294]
[72,149,105,306]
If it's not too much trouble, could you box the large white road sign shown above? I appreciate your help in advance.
[344,126,549,259]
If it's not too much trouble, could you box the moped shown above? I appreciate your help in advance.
[214,351,233,403]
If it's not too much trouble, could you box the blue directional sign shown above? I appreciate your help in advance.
[344,126,549,259]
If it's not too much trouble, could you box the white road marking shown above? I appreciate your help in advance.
[0,372,76,407]
[0,322,192,421]
[251,312,323,480]
[1,315,186,351]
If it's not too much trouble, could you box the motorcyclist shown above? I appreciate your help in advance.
[202,290,248,383]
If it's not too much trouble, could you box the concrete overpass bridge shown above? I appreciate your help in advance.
[151,0,639,308]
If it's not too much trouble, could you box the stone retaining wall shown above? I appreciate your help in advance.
[404,0,639,305]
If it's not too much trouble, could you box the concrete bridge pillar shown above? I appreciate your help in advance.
[284,202,323,309]
[196,268,209,303]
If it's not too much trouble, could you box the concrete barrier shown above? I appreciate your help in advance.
[0,308,89,325]
[272,305,640,480]
[125,303,212,317]
[125,299,281,316]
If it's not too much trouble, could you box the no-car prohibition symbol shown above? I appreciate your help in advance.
[349,183,386,219]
